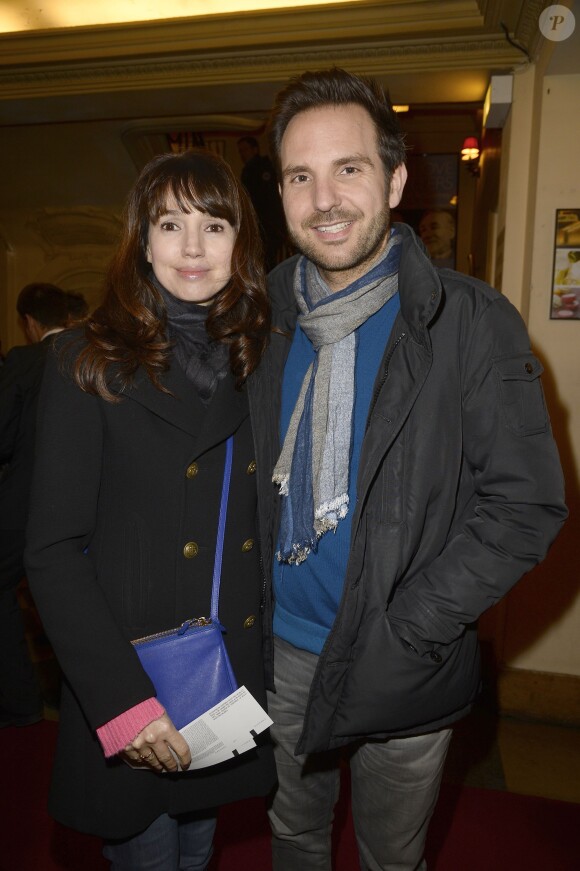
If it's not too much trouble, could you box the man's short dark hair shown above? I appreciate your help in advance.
[16,283,69,328]
[237,136,259,150]
[268,67,407,181]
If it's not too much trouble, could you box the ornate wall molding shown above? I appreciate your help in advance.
[0,1,541,119]
[515,0,550,59]
[0,2,486,65]
[0,35,523,101]
[25,208,121,259]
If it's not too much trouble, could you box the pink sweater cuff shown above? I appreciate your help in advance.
[96,698,165,758]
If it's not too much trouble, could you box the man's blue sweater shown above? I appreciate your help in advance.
[273,292,400,655]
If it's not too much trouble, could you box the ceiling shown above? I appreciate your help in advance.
[0,0,558,220]
[0,0,359,33]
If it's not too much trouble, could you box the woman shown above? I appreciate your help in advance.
[25,149,278,869]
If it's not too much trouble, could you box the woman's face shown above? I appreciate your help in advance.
[146,197,236,305]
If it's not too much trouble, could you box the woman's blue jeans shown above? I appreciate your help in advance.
[103,810,217,870]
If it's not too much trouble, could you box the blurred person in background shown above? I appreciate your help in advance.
[0,282,69,728]
[418,209,456,268]
[238,135,287,271]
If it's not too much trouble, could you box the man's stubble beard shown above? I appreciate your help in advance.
[288,201,392,276]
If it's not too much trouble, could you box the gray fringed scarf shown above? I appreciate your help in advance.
[273,230,402,564]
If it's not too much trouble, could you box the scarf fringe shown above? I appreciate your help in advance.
[315,493,349,522]
[276,542,313,566]
[273,473,290,497]
[276,494,349,564]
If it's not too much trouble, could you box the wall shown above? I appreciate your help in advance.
[0,207,121,350]
[1,8,577,691]
[501,70,580,679]
[484,14,580,699]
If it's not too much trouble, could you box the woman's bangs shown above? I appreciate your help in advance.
[149,169,239,227]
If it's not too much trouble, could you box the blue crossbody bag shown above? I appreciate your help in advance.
[131,436,238,730]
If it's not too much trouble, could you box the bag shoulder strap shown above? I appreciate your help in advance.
[210,435,234,622]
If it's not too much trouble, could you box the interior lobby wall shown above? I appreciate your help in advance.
[1,2,577,712]
[0,207,120,349]
[501,70,580,681]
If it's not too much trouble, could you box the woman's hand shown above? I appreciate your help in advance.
[121,712,191,772]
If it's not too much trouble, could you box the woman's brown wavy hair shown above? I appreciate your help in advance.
[73,148,270,401]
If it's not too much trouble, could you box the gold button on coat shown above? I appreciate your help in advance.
[183,541,199,558]
[246,460,257,475]
[243,615,256,629]
[186,462,199,478]
[241,539,254,552]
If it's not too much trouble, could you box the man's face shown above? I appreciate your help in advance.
[418,211,455,260]
[279,103,406,291]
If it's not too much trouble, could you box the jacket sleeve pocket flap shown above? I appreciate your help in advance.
[492,353,548,436]
[493,353,544,382]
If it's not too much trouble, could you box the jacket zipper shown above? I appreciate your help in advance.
[366,332,407,429]
[259,551,267,613]
[131,617,211,646]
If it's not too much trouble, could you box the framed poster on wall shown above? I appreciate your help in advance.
[550,209,580,319]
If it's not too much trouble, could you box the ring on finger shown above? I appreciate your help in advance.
[139,750,155,761]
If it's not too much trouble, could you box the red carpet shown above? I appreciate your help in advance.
[1,720,578,870]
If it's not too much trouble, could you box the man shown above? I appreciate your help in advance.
[0,282,69,728]
[237,135,287,271]
[262,68,566,870]
[418,209,456,268]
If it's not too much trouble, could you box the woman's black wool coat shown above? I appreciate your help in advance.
[25,343,278,839]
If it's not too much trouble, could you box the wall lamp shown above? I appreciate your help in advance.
[461,137,480,176]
